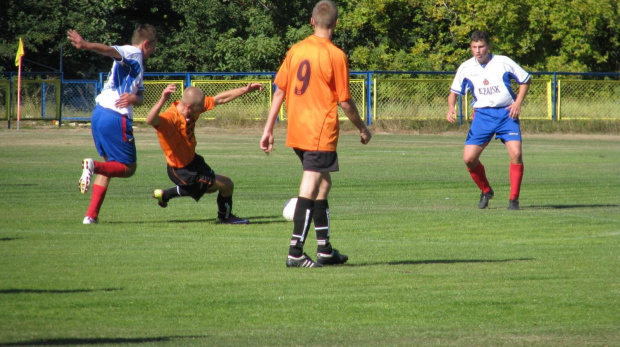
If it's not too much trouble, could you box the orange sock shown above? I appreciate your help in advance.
[468,162,492,193]
[86,184,107,219]
[509,163,524,200]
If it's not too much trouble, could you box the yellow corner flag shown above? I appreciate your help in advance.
[15,38,24,66]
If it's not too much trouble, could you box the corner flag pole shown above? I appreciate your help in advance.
[15,38,25,130]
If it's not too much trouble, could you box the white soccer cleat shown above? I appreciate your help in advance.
[82,216,98,224]
[78,158,94,194]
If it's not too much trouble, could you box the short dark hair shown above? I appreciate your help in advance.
[312,0,338,29]
[470,30,490,45]
[132,24,157,45]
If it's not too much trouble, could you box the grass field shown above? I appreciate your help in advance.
[1,125,618,346]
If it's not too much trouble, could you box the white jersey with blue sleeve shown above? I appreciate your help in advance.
[450,54,530,109]
[95,45,144,119]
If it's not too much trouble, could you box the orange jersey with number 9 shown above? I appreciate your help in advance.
[274,35,352,151]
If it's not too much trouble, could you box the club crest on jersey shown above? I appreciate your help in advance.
[483,79,489,85]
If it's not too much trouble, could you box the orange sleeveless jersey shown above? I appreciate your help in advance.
[274,35,352,151]
[155,97,215,168]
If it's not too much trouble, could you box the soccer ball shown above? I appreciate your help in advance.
[282,197,297,222]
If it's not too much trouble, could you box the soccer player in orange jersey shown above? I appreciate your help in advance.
[260,0,372,268]
[147,83,262,224]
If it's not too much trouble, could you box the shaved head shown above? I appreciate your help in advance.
[181,87,205,107]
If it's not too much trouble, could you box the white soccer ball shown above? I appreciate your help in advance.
[282,197,297,222]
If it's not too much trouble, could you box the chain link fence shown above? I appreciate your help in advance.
[62,80,98,121]
[557,79,620,120]
[373,78,451,120]
[0,80,9,121]
[11,79,60,120]
[2,72,619,126]
[192,80,272,120]
[132,80,185,121]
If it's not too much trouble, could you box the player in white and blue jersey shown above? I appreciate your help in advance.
[447,30,531,210]
[67,25,157,224]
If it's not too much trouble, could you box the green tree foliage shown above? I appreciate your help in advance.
[0,0,618,78]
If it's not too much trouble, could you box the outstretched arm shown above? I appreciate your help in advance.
[145,84,177,127]
[67,29,122,60]
[260,88,285,154]
[340,98,372,145]
[213,83,263,105]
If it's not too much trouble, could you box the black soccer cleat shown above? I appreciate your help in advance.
[217,214,250,224]
[286,253,322,268]
[316,249,348,266]
[508,199,520,210]
[478,188,494,209]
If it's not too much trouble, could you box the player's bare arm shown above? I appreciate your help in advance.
[506,80,531,119]
[146,84,177,127]
[214,83,263,105]
[340,99,372,145]
[446,92,459,123]
[261,88,285,154]
[67,29,122,60]
[115,91,144,109]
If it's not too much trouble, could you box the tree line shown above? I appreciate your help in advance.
[0,0,618,79]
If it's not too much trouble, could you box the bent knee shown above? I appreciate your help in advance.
[124,163,137,177]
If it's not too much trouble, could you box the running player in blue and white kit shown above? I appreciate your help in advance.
[447,30,531,210]
[67,25,157,224]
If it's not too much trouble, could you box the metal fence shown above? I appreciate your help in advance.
[2,71,619,128]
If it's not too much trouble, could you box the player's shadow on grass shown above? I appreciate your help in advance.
[0,336,207,346]
[348,258,534,267]
[106,215,286,225]
[165,215,287,225]
[0,237,21,242]
[527,204,618,209]
[0,288,122,295]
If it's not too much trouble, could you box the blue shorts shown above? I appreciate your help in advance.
[91,105,137,164]
[465,107,522,145]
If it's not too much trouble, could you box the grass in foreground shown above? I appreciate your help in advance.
[0,127,618,346]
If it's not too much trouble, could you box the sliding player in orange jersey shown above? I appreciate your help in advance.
[147,83,262,224]
[260,0,372,268]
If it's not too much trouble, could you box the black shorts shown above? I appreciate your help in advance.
[167,154,215,201]
[294,148,339,172]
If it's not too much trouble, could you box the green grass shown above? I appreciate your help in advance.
[0,126,618,346]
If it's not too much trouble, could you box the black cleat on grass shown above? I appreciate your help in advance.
[286,253,322,268]
[478,189,494,209]
[217,214,250,224]
[508,199,520,210]
[317,249,348,266]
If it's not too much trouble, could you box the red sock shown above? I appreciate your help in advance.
[509,163,524,200]
[86,184,107,219]
[467,162,492,193]
[94,161,127,177]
